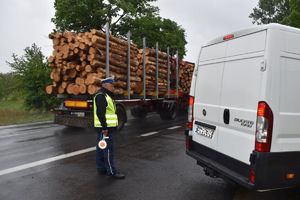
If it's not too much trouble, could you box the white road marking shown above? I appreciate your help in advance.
[167,126,182,130]
[0,125,60,138]
[0,131,52,139]
[140,131,159,137]
[0,121,53,130]
[0,147,96,176]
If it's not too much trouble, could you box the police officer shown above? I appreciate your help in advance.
[94,76,125,179]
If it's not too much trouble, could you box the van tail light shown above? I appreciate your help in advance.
[255,101,273,152]
[187,96,194,130]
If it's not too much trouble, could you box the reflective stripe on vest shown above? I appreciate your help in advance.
[93,93,118,128]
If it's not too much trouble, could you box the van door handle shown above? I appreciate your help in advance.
[223,109,230,125]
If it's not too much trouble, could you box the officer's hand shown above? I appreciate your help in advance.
[102,129,109,136]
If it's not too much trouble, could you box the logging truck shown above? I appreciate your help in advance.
[47,25,194,131]
[53,58,193,131]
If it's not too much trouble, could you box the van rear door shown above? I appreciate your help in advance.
[193,30,267,164]
[193,42,226,151]
[217,30,266,164]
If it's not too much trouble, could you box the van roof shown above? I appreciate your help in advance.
[205,23,300,47]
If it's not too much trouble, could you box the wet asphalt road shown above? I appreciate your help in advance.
[0,113,299,200]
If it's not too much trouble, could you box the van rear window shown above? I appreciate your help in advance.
[199,30,266,62]
[226,30,266,57]
[199,42,226,62]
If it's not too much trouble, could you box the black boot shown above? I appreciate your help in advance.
[110,172,125,179]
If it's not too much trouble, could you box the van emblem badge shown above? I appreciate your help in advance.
[202,109,207,116]
[234,118,254,128]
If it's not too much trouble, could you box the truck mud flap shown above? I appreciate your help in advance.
[55,115,93,128]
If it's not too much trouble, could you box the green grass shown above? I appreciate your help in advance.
[0,100,54,126]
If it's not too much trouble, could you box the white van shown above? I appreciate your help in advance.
[185,23,300,190]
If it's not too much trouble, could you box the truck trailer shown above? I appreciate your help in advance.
[48,26,194,131]
[53,59,190,131]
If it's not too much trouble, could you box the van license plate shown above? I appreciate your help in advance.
[194,125,214,139]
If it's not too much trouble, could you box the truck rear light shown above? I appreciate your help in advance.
[187,96,194,130]
[286,173,296,180]
[64,100,88,109]
[255,101,273,152]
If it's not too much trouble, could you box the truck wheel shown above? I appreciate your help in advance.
[170,106,178,120]
[159,112,168,120]
[130,106,147,119]
[116,106,127,132]
[160,104,177,120]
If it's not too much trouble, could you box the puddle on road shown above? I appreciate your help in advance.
[16,135,55,143]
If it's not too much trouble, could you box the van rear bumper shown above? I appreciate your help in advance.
[186,135,254,189]
[250,150,300,190]
[186,134,300,190]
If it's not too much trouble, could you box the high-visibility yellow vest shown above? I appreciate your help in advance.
[93,93,118,128]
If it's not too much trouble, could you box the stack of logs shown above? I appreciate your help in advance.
[137,48,169,96]
[46,29,194,96]
[179,62,195,93]
[46,29,142,95]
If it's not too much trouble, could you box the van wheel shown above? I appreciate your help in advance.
[116,106,126,132]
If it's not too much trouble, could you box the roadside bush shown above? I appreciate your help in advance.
[0,73,21,101]
[0,75,4,100]
[7,44,60,111]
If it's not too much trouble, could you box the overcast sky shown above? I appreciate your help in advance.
[0,0,259,73]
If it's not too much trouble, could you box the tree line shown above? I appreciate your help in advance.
[3,44,60,110]
[250,0,300,27]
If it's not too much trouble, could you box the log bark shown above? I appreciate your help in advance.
[88,85,100,95]
[46,85,56,94]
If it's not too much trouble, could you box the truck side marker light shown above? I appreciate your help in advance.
[286,173,295,180]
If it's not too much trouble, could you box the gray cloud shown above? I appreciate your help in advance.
[154,0,259,62]
[0,0,54,73]
[0,0,258,73]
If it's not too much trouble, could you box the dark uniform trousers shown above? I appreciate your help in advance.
[96,127,117,175]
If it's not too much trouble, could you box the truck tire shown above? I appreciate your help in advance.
[130,106,147,119]
[167,106,177,120]
[116,105,127,132]
[160,108,177,120]
[160,103,177,120]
